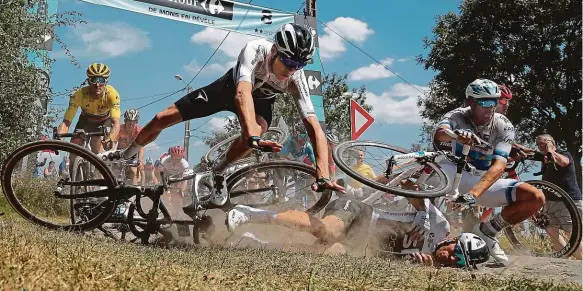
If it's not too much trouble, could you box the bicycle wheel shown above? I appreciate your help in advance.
[333,140,451,198]
[204,127,289,165]
[1,140,118,231]
[226,160,331,215]
[503,180,582,258]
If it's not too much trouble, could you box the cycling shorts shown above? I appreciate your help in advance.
[174,68,276,127]
[439,161,523,208]
[73,113,111,135]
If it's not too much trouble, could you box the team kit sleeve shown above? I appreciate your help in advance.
[108,86,121,119]
[233,41,259,84]
[290,70,317,120]
[493,117,515,163]
[436,109,459,130]
[63,92,80,122]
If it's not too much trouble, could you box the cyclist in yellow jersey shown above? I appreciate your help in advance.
[57,63,121,154]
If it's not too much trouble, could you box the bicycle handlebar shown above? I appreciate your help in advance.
[53,126,108,139]
[443,128,493,151]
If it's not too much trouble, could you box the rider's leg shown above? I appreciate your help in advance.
[227,198,367,243]
[472,181,545,264]
[89,136,104,154]
[130,167,139,185]
[124,71,237,159]
[545,200,583,259]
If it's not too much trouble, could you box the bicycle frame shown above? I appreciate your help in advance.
[361,129,490,207]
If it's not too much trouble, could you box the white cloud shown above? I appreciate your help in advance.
[397,57,410,62]
[365,83,429,124]
[319,17,374,60]
[71,22,151,59]
[192,140,205,147]
[348,58,395,81]
[183,58,236,76]
[191,27,261,59]
[209,116,237,132]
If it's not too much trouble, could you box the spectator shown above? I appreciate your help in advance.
[44,161,57,178]
[346,150,376,198]
[34,157,47,178]
[536,134,582,260]
[59,155,70,178]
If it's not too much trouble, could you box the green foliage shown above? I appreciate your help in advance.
[417,0,581,153]
[417,0,581,182]
[0,0,83,164]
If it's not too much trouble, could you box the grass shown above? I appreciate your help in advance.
[0,217,581,291]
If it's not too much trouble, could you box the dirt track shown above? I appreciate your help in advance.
[159,209,582,284]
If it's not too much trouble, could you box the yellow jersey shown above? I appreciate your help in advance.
[64,85,121,122]
[348,163,377,189]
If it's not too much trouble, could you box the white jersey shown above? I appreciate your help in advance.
[438,106,515,170]
[159,156,189,178]
[372,197,450,254]
[233,39,316,119]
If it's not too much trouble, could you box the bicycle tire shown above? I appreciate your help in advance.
[69,156,86,224]
[333,140,452,198]
[226,160,331,215]
[503,180,582,258]
[204,127,289,165]
[1,140,118,231]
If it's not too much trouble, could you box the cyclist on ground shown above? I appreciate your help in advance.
[434,78,545,265]
[118,109,144,185]
[227,197,490,268]
[143,157,158,186]
[158,146,190,214]
[57,63,121,154]
[121,23,344,209]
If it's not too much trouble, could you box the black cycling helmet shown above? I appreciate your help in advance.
[274,23,315,63]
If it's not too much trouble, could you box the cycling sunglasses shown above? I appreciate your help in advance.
[473,98,498,108]
[88,76,107,84]
[279,56,307,70]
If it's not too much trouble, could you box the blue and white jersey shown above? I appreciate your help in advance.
[438,107,515,171]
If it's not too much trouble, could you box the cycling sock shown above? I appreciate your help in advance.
[123,142,143,159]
[481,213,511,237]
[246,207,277,223]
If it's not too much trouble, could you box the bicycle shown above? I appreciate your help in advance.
[2,129,331,245]
[332,129,582,258]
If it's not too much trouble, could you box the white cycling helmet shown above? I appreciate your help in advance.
[456,233,490,267]
[465,79,501,99]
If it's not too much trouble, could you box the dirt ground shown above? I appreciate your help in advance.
[160,209,582,284]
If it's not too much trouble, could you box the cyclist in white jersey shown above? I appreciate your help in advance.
[159,146,190,215]
[435,79,545,265]
[121,23,344,208]
[226,197,491,268]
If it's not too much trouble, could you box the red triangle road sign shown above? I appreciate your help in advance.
[350,100,375,140]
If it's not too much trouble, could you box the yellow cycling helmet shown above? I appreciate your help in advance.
[86,63,111,78]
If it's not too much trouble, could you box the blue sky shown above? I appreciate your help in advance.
[48,0,464,165]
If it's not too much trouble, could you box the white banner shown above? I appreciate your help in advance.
[79,0,295,38]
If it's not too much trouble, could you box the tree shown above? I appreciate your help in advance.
[417,0,581,182]
[0,0,83,163]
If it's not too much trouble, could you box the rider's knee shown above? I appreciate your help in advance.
[152,107,181,131]
[517,183,545,207]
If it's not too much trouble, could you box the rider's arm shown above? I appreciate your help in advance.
[547,148,571,167]
[58,93,80,134]
[107,88,122,141]
[288,72,328,178]
[470,119,515,198]
[303,117,329,179]
[469,158,506,198]
[234,42,263,140]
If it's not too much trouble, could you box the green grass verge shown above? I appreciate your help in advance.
[0,218,581,291]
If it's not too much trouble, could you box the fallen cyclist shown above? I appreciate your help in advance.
[226,196,490,268]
